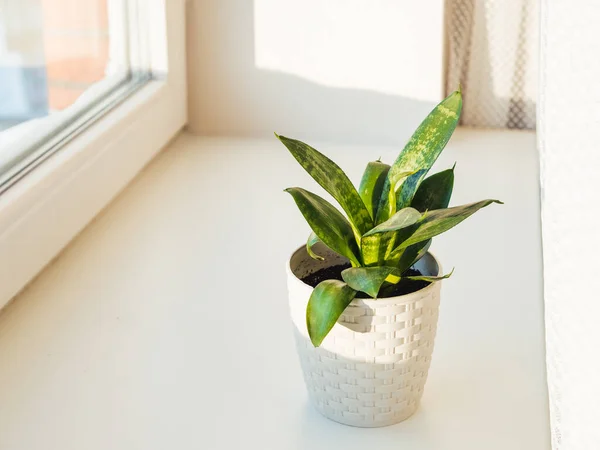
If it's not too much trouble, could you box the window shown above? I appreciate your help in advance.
[0,0,186,308]
[0,0,151,192]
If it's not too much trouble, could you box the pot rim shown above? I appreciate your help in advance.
[286,244,443,305]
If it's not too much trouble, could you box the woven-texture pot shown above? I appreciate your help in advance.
[287,244,442,427]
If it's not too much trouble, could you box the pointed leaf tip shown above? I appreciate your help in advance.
[404,267,454,283]
[376,90,463,222]
[397,199,503,250]
[278,136,373,234]
[411,167,455,212]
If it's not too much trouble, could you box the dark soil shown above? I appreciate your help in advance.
[302,262,353,287]
[301,264,430,298]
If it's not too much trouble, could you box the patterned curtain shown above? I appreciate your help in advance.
[445,0,539,129]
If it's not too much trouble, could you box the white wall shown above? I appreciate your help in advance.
[539,1,600,448]
[186,0,445,145]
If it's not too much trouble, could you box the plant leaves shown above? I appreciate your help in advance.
[277,134,373,235]
[361,208,421,266]
[414,239,432,261]
[358,160,390,220]
[377,170,419,223]
[363,207,422,237]
[306,232,325,261]
[341,266,398,298]
[285,188,361,266]
[396,199,503,250]
[411,166,455,212]
[307,280,357,347]
[390,239,432,273]
[404,268,454,283]
[342,265,453,298]
[376,90,462,223]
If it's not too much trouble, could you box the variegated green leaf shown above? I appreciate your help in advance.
[307,280,357,347]
[277,134,373,234]
[377,170,419,223]
[306,232,325,261]
[358,160,390,220]
[414,239,432,262]
[389,239,432,272]
[406,239,432,260]
[411,165,455,212]
[342,265,453,298]
[361,208,421,266]
[363,207,422,237]
[285,188,361,266]
[376,90,462,223]
[341,266,398,298]
[396,199,503,250]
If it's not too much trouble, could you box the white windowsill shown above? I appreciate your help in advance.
[0,129,550,449]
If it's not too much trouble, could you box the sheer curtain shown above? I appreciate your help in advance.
[445,0,538,129]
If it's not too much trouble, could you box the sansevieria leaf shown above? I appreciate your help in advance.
[341,266,398,298]
[358,160,390,220]
[379,170,419,223]
[307,280,357,347]
[361,208,421,266]
[285,188,361,266]
[404,268,454,283]
[389,239,432,272]
[277,134,373,235]
[306,232,325,261]
[376,90,462,223]
[363,207,422,237]
[413,239,432,262]
[396,199,503,250]
[342,266,453,298]
[411,166,455,212]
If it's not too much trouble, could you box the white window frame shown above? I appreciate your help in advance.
[0,0,187,308]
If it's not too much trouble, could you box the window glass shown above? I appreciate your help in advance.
[0,0,149,190]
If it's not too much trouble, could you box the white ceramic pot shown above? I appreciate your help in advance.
[286,243,442,427]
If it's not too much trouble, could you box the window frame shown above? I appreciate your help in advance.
[0,0,187,308]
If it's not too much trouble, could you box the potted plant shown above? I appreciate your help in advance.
[278,88,502,428]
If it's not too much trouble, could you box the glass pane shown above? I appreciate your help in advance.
[0,0,148,189]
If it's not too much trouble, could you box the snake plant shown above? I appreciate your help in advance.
[278,89,502,347]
